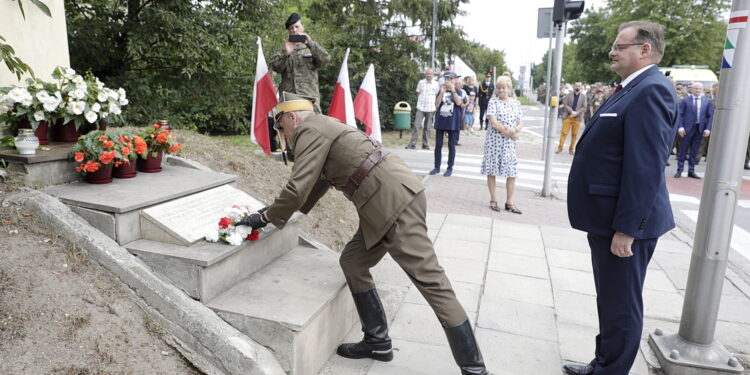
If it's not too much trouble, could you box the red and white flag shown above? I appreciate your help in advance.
[328,48,355,127]
[250,37,278,155]
[354,64,381,142]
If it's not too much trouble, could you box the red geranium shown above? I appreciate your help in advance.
[218,217,232,229]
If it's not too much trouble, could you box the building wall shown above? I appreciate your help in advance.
[0,1,70,86]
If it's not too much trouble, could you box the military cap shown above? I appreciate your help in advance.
[273,92,316,130]
[285,13,301,29]
[443,71,458,79]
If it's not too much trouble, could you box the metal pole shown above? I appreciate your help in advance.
[541,22,565,197]
[541,20,554,160]
[431,0,437,71]
[649,1,749,373]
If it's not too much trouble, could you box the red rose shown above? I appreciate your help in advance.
[218,217,232,229]
[74,152,84,162]
[248,230,260,241]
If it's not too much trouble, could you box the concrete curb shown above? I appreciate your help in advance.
[5,189,285,375]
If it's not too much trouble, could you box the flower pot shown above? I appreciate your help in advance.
[84,163,113,184]
[52,119,79,142]
[80,120,107,135]
[137,151,164,173]
[113,160,137,179]
[16,119,50,145]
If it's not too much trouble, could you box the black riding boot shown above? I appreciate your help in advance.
[337,288,393,362]
[445,320,489,375]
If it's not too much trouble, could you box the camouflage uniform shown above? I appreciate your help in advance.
[270,40,330,113]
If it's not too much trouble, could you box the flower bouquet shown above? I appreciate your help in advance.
[0,77,63,144]
[205,205,262,246]
[137,122,183,173]
[70,130,119,184]
[111,132,148,178]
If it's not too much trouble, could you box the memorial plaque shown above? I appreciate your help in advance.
[141,185,266,246]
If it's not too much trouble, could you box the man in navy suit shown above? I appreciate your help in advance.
[564,21,678,375]
[675,82,714,178]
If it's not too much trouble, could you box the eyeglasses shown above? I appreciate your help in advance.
[610,42,643,52]
[273,113,286,131]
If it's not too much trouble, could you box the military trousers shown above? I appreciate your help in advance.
[339,191,468,327]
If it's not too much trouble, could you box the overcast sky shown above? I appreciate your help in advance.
[456,0,608,79]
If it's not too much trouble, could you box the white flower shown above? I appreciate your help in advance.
[8,87,29,103]
[85,111,98,123]
[205,230,219,242]
[100,111,109,119]
[65,68,76,76]
[91,103,101,112]
[226,232,243,246]
[54,91,62,100]
[235,226,252,239]
[107,89,118,99]
[33,110,45,121]
[73,75,85,85]
[68,101,85,115]
[97,92,108,102]
[76,82,88,92]
[109,104,121,115]
[0,105,8,114]
[20,96,33,107]
[118,88,126,99]
[34,83,44,89]
[119,98,129,106]
[96,78,104,89]
[43,98,59,112]
[72,89,86,100]
[36,90,50,102]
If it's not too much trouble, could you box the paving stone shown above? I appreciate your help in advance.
[490,237,546,258]
[550,267,597,296]
[715,320,750,355]
[641,317,679,341]
[443,213,493,229]
[660,266,689,290]
[553,290,599,327]
[404,281,481,313]
[722,282,747,297]
[484,271,553,307]
[388,303,447,346]
[631,348,651,375]
[557,321,597,363]
[644,268,680,293]
[717,295,750,324]
[436,223,492,243]
[426,212,446,230]
[492,220,543,241]
[477,295,557,342]
[643,289,684,321]
[434,237,489,262]
[368,340,455,375]
[487,251,550,279]
[439,257,487,285]
[653,250,692,271]
[656,240,693,254]
[317,354,371,375]
[427,229,439,243]
[546,247,592,272]
[371,258,413,289]
[476,328,562,375]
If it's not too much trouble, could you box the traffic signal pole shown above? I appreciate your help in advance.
[541,20,565,197]
[648,1,750,373]
[541,19,554,160]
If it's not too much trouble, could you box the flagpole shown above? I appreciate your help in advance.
[250,37,261,141]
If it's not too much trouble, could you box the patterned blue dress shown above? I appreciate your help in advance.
[480,97,522,177]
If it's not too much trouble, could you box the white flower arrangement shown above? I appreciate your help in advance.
[205,205,263,245]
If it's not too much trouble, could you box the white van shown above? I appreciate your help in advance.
[660,65,719,88]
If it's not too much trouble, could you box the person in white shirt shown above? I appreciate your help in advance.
[407,68,440,150]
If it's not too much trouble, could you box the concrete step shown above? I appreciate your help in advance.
[125,220,300,302]
[207,245,357,375]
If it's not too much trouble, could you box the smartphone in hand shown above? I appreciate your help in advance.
[288,34,307,43]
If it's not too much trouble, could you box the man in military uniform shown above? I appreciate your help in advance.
[477,73,494,130]
[270,13,330,113]
[240,92,490,375]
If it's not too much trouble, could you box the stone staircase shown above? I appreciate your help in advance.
[18,152,359,375]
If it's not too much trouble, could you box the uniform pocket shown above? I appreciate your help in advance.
[352,176,382,208]
[401,178,424,195]
[588,183,619,197]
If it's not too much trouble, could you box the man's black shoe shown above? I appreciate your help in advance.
[688,172,702,179]
[429,168,439,175]
[337,289,393,362]
[422,145,430,150]
[337,341,393,362]
[562,362,594,375]
[674,171,682,178]
[744,163,750,170]
[666,161,670,166]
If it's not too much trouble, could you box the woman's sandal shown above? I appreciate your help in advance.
[505,203,523,215]
[490,201,501,212]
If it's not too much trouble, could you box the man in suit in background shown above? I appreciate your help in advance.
[564,21,678,375]
[675,82,714,178]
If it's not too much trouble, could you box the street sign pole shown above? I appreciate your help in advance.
[542,20,553,160]
[541,21,565,197]
[648,1,750,373]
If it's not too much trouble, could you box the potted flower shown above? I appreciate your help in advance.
[137,122,182,173]
[0,77,63,145]
[111,131,147,179]
[70,130,118,184]
[50,67,129,141]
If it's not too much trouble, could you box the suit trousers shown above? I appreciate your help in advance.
[558,117,582,151]
[588,233,656,375]
[409,110,434,148]
[677,128,702,173]
[479,102,489,129]
[434,129,458,170]
[339,192,468,327]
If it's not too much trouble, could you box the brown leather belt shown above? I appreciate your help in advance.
[337,149,389,200]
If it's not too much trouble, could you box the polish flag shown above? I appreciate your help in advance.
[250,37,278,155]
[328,48,355,126]
[354,64,381,142]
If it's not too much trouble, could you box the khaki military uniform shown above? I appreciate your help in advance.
[265,114,468,327]
[270,41,330,113]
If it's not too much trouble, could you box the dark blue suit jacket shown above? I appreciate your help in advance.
[678,95,714,134]
[567,66,678,239]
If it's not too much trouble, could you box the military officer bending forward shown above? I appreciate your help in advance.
[240,92,490,375]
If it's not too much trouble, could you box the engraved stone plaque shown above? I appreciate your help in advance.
[140,185,265,246]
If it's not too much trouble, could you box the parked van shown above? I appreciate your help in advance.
[660,65,719,88]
